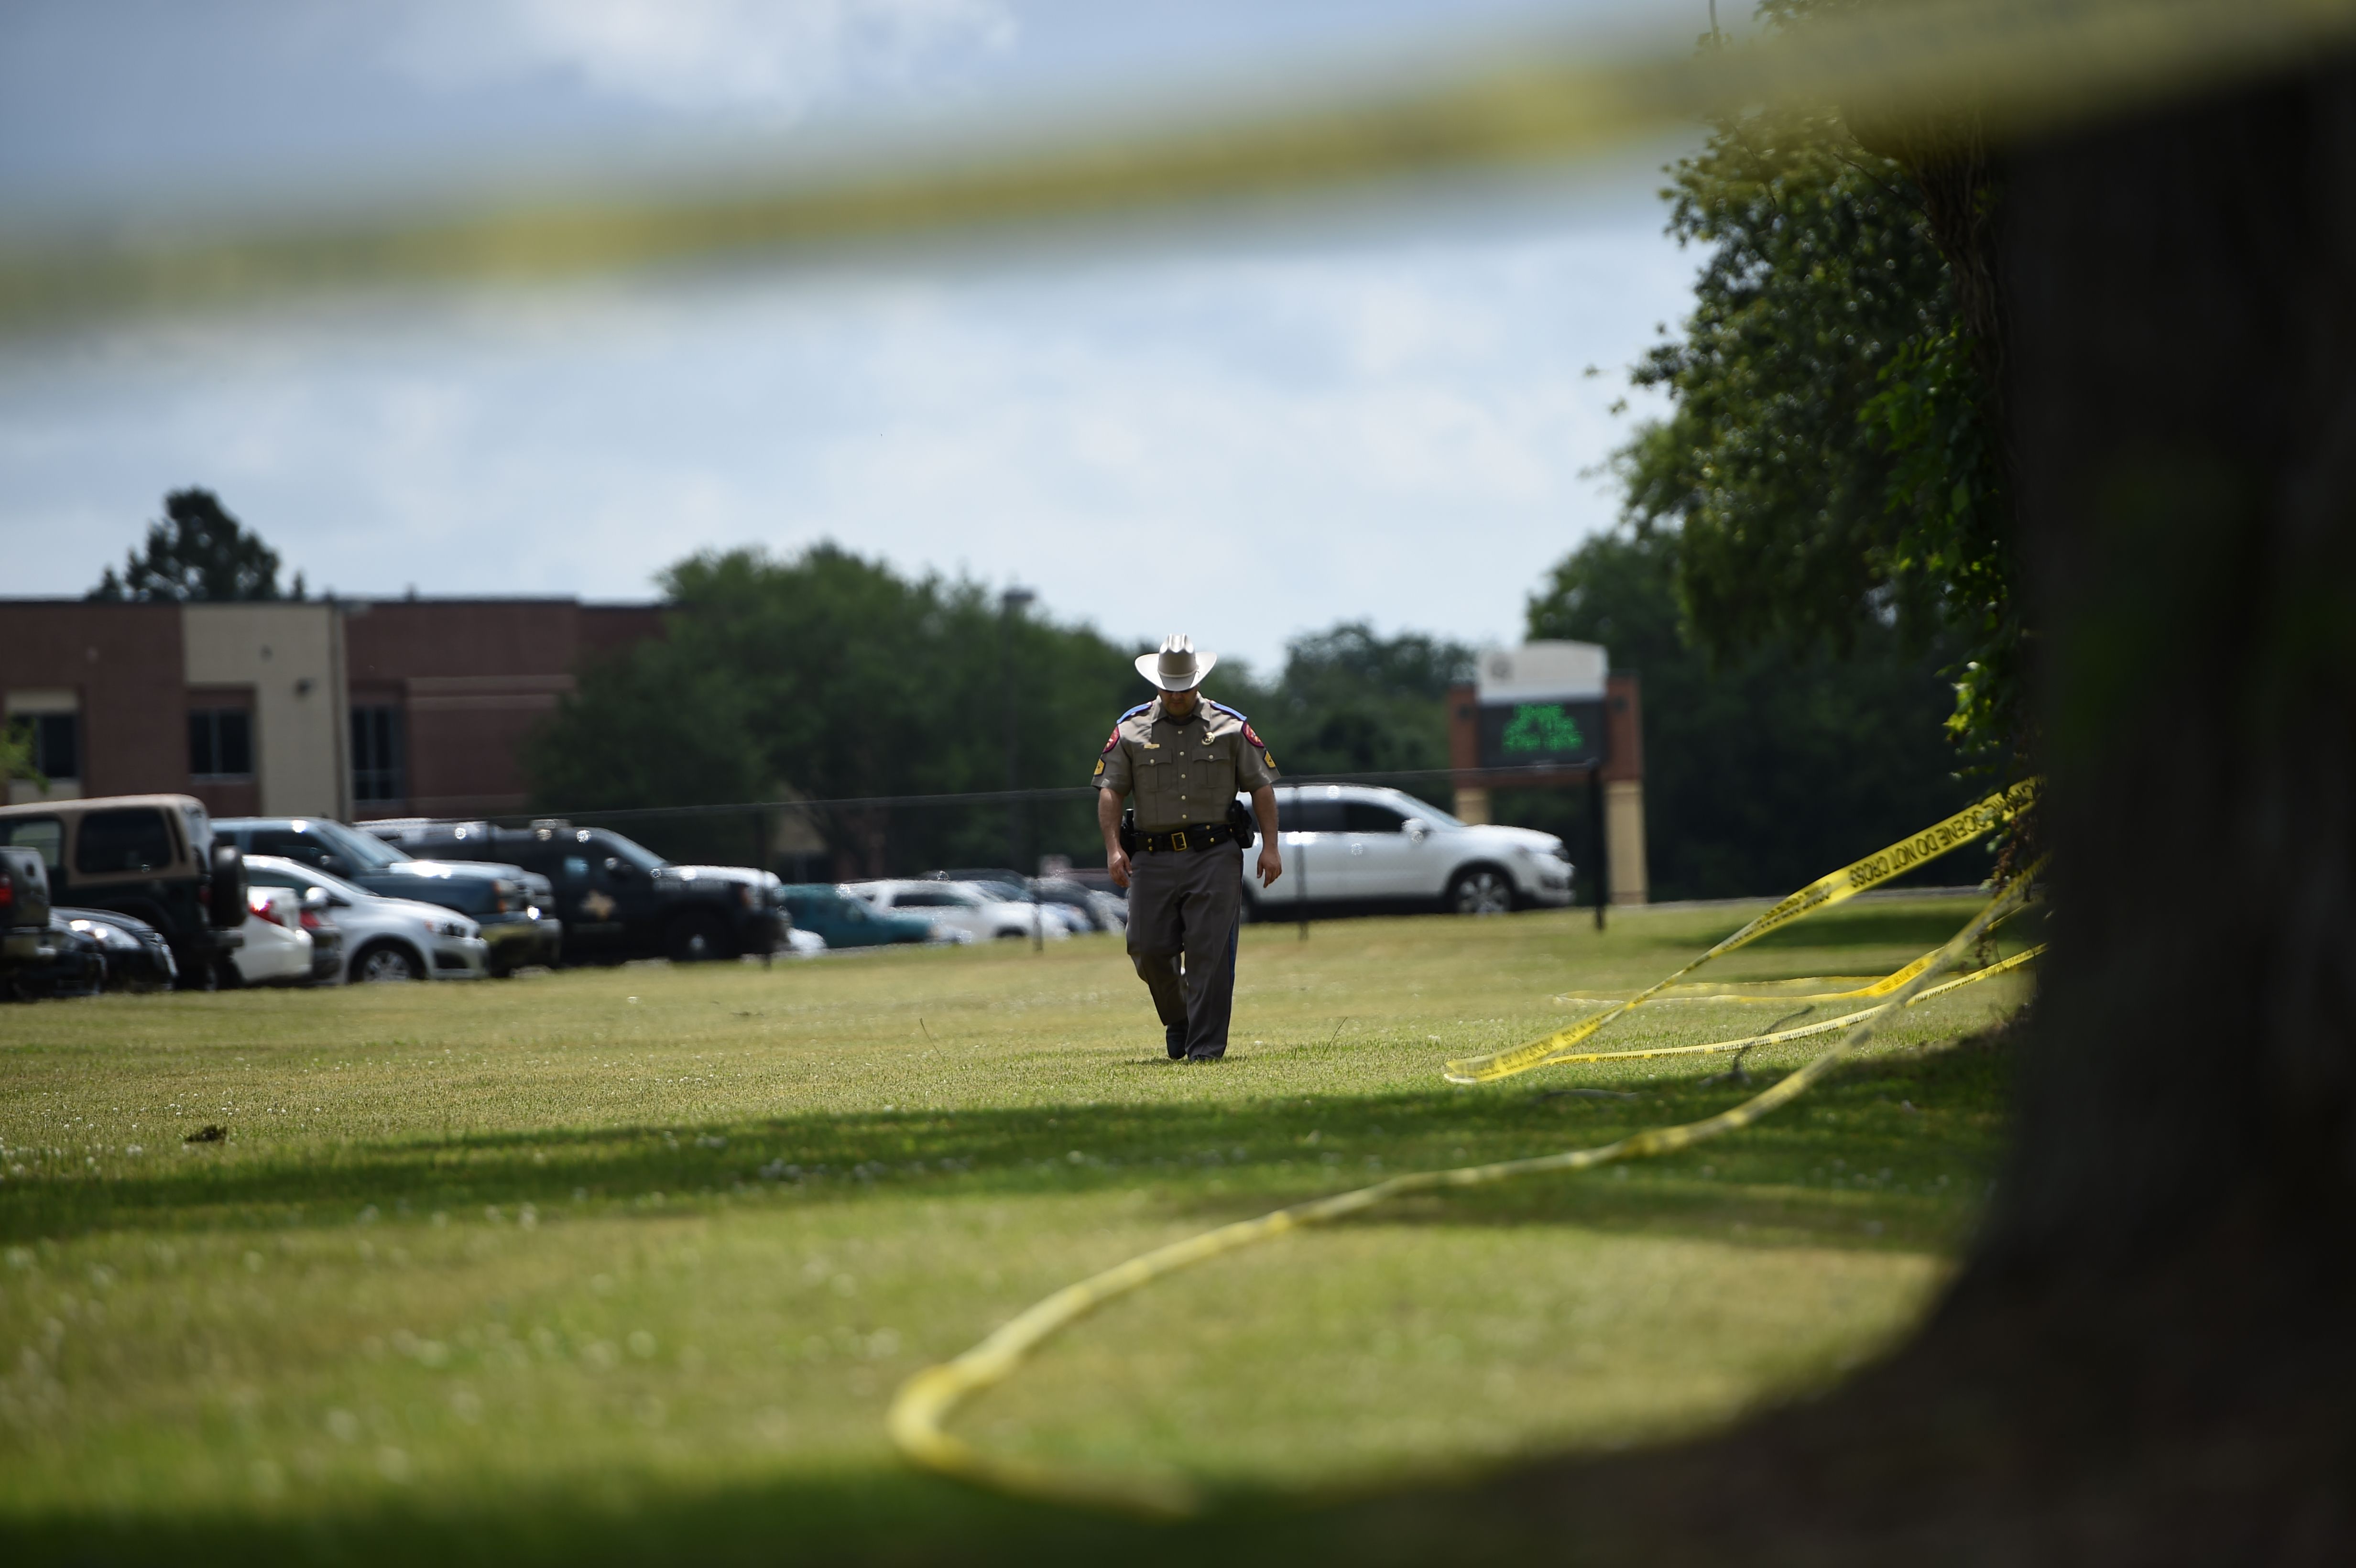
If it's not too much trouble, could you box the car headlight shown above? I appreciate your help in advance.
[739,884,756,910]
[493,878,522,914]
[431,918,471,939]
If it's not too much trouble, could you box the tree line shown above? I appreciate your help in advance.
[517,535,1972,896]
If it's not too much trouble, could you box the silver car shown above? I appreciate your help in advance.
[242,856,491,982]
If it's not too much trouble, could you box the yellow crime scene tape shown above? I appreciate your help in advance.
[1533,942,2044,1072]
[1442,781,2035,1085]
[1549,892,2041,1007]
[888,845,2045,1517]
[5,0,2352,334]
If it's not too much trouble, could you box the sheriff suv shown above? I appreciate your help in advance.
[0,795,247,986]
[1242,784,1574,919]
[366,819,789,964]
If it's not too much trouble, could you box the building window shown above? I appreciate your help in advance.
[7,712,79,782]
[188,709,254,780]
[352,705,406,803]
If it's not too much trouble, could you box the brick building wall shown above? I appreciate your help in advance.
[1,598,665,819]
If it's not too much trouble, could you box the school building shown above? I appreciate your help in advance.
[0,598,664,821]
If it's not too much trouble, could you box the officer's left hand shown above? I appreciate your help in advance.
[1256,842,1282,888]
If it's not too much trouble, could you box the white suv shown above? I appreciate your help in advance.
[1243,784,1574,918]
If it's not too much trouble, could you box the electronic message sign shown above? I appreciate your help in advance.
[1472,642,1610,771]
[1476,697,1607,770]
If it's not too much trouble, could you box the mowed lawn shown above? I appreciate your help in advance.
[1,896,2034,1563]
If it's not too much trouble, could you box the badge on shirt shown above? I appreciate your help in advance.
[1243,722,1267,750]
[1102,728,1120,753]
[1093,758,1105,776]
[1264,752,1277,771]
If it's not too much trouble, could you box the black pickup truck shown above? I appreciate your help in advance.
[366,819,788,964]
[0,795,245,987]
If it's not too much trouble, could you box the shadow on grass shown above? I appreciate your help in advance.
[0,1454,1571,1568]
[2,1037,2012,1257]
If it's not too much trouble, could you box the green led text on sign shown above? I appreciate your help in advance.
[1501,704,1585,754]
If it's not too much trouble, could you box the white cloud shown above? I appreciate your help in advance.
[382,0,1017,114]
[0,214,1691,671]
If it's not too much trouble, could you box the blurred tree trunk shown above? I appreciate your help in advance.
[1971,62,2356,1285]
[1349,57,2356,1565]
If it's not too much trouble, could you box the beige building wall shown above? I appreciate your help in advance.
[1605,778,1648,905]
[182,604,349,818]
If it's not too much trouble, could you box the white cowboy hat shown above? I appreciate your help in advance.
[1135,632,1216,691]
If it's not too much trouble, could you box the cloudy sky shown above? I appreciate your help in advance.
[0,0,1711,675]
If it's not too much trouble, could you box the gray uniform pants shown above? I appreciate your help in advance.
[1126,841,1243,1058]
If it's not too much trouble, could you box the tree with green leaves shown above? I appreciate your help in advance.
[1527,526,1971,899]
[1615,78,2016,766]
[526,545,1140,874]
[1234,623,1473,804]
[0,723,44,797]
[88,488,305,602]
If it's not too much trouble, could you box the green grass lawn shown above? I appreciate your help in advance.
[0,896,2031,1563]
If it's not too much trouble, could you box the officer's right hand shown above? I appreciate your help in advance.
[1107,845,1132,889]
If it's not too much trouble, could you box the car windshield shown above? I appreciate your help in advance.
[307,820,407,871]
[593,831,669,874]
[1396,795,1464,827]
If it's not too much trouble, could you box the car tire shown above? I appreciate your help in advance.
[353,942,425,983]
[1447,865,1516,916]
[666,913,736,963]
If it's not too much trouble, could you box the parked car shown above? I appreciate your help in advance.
[0,795,245,987]
[927,869,1094,935]
[10,913,110,1000]
[286,886,348,984]
[778,883,951,949]
[230,887,316,987]
[846,879,1071,942]
[1031,876,1126,933]
[365,819,790,965]
[216,817,559,976]
[1059,864,1132,931]
[2,845,54,990]
[56,907,179,992]
[1243,784,1575,919]
[241,855,492,983]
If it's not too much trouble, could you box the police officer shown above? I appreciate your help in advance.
[1095,634,1281,1061]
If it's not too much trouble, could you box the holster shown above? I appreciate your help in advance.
[1118,808,1138,853]
[1226,797,1256,849]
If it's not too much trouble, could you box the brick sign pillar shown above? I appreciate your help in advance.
[1447,670,1648,906]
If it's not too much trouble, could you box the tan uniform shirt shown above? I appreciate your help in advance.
[1093,697,1278,831]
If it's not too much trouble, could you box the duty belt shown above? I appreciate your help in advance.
[1136,821,1237,854]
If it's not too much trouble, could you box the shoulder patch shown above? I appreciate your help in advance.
[1102,727,1121,753]
[1242,721,1267,750]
